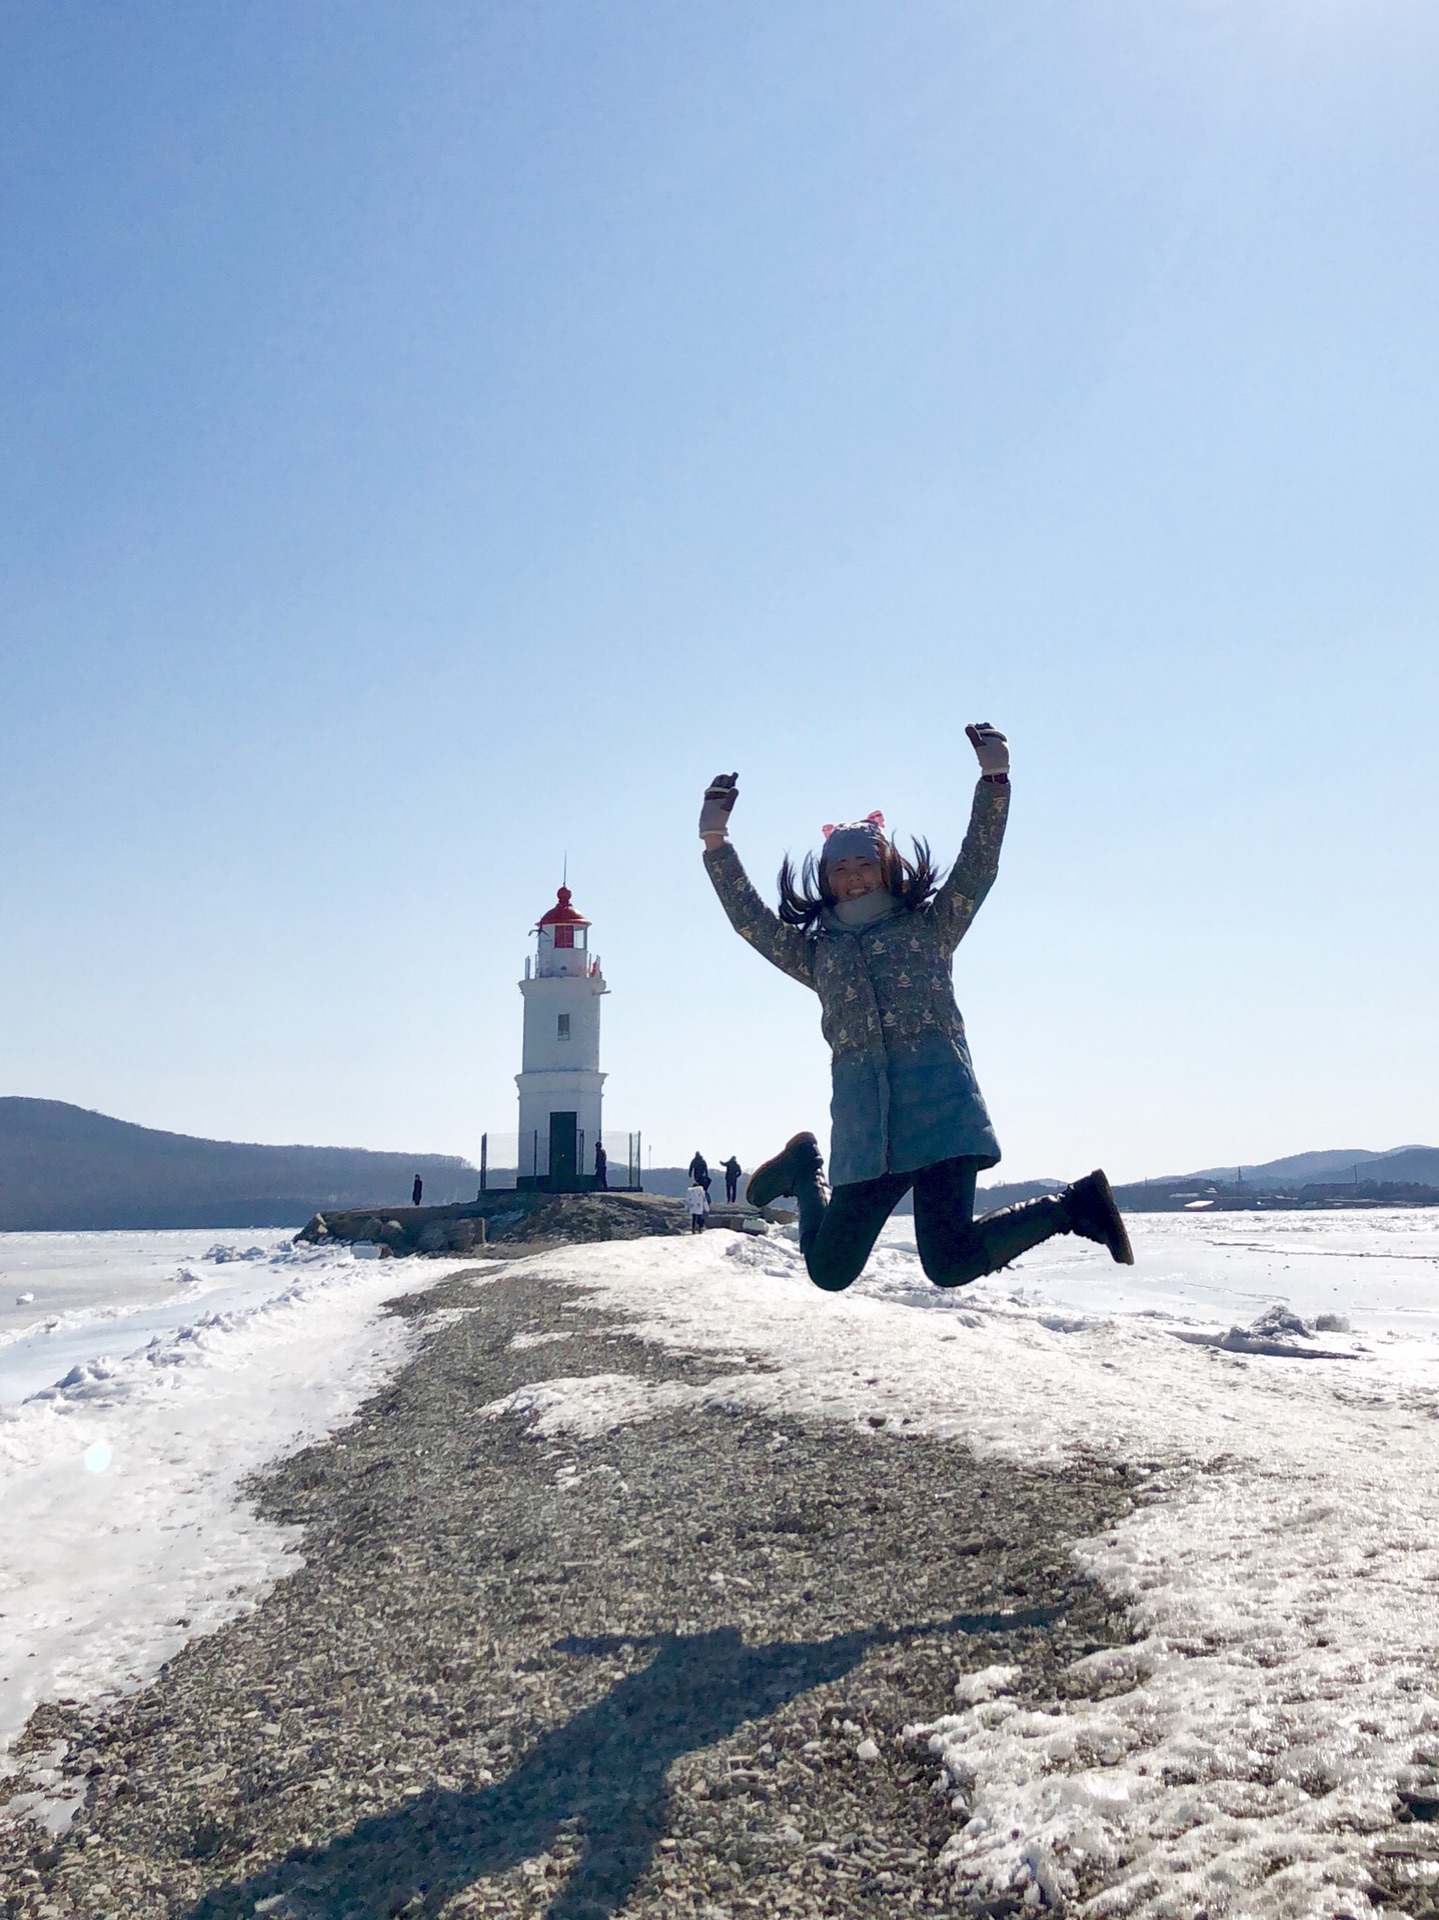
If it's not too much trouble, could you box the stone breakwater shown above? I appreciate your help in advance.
[298,1191,688,1257]
[0,1259,1142,1919]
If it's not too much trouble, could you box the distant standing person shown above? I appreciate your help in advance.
[411,1174,423,1208]
[688,1150,711,1196]
[722,1156,742,1203]
[686,1181,709,1233]
[594,1142,608,1189]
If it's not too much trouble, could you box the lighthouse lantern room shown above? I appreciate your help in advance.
[515,886,607,1189]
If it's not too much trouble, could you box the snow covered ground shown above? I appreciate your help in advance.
[5,1210,1439,1914]
[0,1231,483,1825]
[878,1207,1439,1359]
[0,1229,306,1406]
[494,1210,1439,1919]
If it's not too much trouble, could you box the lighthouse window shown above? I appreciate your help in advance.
[557,1013,571,1040]
[554,925,574,949]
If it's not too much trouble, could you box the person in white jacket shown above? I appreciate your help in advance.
[685,1182,709,1233]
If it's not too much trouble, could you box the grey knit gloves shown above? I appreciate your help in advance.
[699,772,739,839]
[965,723,1009,781]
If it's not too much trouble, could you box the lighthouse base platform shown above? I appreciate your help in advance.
[514,1172,636,1195]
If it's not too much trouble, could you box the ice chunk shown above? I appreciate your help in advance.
[954,1665,1022,1705]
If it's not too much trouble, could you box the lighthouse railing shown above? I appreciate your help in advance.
[598,1129,643,1191]
[471,1129,644,1193]
[469,1133,522,1191]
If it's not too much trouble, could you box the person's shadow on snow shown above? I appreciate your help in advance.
[188,1605,1057,1920]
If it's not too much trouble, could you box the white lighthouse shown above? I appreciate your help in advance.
[515,886,607,1189]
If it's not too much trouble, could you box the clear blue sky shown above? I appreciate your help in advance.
[3,1,1437,1181]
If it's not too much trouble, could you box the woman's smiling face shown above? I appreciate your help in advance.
[826,853,884,900]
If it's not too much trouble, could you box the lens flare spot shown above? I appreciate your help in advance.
[83,1442,112,1474]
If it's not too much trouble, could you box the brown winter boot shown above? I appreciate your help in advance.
[1065,1169,1135,1265]
[746,1132,825,1210]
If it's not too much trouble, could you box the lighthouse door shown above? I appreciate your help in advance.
[548,1111,578,1186]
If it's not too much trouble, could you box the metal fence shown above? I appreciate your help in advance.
[476,1129,643,1191]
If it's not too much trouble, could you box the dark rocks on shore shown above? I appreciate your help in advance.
[300,1191,688,1256]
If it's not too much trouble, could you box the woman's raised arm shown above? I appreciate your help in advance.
[699,771,815,988]
[932,725,1011,951]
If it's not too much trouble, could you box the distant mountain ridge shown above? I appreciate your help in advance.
[979,1147,1439,1212]
[1176,1145,1439,1188]
[1103,1143,1439,1212]
[0,1098,478,1231]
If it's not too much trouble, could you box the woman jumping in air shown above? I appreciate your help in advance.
[698,724,1133,1292]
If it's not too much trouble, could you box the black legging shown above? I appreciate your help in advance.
[796,1155,1070,1292]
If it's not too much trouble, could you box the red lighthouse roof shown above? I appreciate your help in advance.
[536,885,589,929]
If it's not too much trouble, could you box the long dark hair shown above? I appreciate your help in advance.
[777,837,939,931]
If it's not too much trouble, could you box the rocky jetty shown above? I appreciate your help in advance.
[297,1190,688,1256]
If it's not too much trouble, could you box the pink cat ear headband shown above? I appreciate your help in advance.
[819,811,887,867]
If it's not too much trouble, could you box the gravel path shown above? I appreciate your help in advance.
[1,1255,1143,1919]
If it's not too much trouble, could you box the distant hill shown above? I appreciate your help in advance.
[0,1098,478,1231]
[1108,1142,1439,1212]
[1182,1145,1439,1187]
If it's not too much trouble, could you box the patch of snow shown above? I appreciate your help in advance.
[724,1235,806,1281]
[480,1372,748,1441]
[0,1230,331,1406]
[953,1664,1022,1705]
[3,1739,82,1834]
[0,1238,486,1797]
